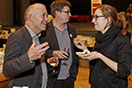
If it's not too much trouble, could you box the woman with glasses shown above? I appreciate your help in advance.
[74,4,132,88]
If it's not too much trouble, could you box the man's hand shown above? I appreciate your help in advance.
[53,50,69,59]
[28,40,49,61]
[47,57,59,67]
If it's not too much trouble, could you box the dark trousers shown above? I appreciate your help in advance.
[54,77,74,88]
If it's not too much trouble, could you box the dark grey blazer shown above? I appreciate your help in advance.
[3,26,42,88]
[40,22,79,88]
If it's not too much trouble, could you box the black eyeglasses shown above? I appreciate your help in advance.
[61,10,71,14]
[42,13,48,17]
[92,15,105,20]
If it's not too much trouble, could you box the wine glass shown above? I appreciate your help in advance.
[48,57,58,73]
[62,48,70,66]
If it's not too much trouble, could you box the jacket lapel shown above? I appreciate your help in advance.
[22,26,32,48]
[67,25,73,40]
[48,22,60,50]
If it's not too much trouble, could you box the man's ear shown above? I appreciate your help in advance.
[55,11,60,16]
[28,14,33,23]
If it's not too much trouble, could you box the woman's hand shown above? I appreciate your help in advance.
[85,51,102,61]
[78,51,102,60]
[78,51,118,72]
[73,37,87,51]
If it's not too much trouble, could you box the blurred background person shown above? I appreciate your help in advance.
[3,3,52,88]
[127,3,132,22]
[74,4,132,88]
[118,11,132,49]
[40,0,79,88]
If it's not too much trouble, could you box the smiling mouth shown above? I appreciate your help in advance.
[41,22,47,25]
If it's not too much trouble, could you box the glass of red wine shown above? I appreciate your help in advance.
[62,48,70,66]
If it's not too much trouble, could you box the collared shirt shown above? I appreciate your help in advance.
[25,25,47,88]
[53,24,73,80]
[25,25,41,46]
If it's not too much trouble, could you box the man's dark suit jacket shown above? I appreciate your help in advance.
[40,22,79,88]
[3,26,43,88]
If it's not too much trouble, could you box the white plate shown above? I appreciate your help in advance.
[76,50,90,56]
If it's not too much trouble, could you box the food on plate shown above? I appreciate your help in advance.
[76,49,90,55]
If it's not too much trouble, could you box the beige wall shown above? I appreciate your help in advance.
[19,0,30,25]
[0,0,30,25]
[0,0,13,25]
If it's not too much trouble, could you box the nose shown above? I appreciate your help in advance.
[69,12,71,16]
[45,16,49,23]
[92,17,95,23]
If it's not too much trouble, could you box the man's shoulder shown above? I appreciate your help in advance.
[9,26,28,40]
[67,23,75,28]
[47,22,53,27]
[13,26,27,35]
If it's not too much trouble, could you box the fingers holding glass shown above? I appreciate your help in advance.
[47,57,59,74]
[62,48,70,66]
[47,57,59,67]
[53,50,69,59]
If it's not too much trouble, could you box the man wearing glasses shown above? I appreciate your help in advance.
[40,0,79,88]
